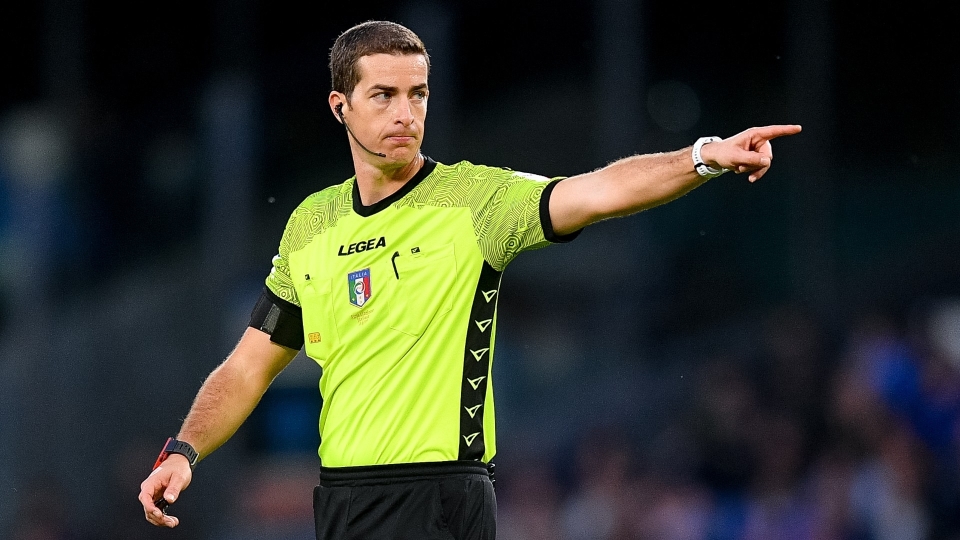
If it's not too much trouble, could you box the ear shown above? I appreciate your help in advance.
[329,92,346,124]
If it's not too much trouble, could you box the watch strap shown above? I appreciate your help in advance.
[692,136,729,178]
[153,437,199,470]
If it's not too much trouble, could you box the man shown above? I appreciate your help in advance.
[138,20,800,539]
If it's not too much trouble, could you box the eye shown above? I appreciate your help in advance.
[412,90,427,100]
[373,92,390,102]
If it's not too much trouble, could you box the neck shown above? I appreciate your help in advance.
[353,153,424,206]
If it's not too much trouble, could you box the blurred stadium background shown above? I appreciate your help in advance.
[2,0,959,538]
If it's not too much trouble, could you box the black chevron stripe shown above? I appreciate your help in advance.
[458,261,502,460]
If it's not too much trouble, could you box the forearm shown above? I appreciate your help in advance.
[552,148,705,234]
[175,328,296,460]
[593,148,706,217]
[175,357,270,460]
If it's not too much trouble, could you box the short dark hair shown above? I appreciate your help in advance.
[329,21,430,97]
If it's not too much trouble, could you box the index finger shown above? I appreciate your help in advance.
[750,124,802,141]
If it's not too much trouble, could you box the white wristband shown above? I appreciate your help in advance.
[692,136,729,178]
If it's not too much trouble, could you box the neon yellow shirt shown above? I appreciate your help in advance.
[265,158,577,466]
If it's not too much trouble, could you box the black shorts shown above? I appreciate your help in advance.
[314,460,496,540]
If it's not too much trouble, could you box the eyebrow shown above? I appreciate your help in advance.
[368,83,429,94]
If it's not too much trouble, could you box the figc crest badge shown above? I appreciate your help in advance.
[347,268,371,308]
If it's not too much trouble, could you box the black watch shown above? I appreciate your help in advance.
[153,437,199,471]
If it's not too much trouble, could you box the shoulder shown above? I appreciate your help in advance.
[417,160,556,209]
[278,179,353,252]
[434,160,528,179]
[295,179,352,213]
[285,179,352,224]
[431,160,552,189]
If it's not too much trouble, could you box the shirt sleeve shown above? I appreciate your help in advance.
[475,169,582,271]
[264,209,302,308]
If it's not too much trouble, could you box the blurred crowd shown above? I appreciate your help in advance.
[495,302,960,540]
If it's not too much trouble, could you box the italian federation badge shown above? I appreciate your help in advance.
[347,268,371,308]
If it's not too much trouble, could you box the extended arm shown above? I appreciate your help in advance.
[549,125,802,235]
[138,327,299,527]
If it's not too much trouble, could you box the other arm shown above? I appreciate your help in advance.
[138,327,299,528]
[549,124,802,235]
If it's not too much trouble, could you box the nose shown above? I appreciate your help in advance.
[394,98,415,126]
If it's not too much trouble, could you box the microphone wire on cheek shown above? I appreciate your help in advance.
[337,104,387,158]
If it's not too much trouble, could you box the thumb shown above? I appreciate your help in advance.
[163,483,181,504]
[163,472,189,503]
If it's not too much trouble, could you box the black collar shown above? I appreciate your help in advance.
[351,156,437,217]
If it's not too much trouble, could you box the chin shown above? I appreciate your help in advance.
[386,147,421,163]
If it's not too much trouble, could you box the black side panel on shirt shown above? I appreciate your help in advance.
[540,178,584,243]
[458,262,503,461]
[249,287,304,350]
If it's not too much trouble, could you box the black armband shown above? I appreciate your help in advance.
[540,178,583,243]
[250,287,305,350]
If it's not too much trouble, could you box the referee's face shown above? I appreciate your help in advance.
[343,53,429,166]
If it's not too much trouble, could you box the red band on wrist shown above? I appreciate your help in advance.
[152,437,174,470]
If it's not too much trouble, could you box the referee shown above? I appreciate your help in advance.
[138,20,800,539]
